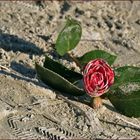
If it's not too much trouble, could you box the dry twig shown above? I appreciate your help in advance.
[116,115,140,130]
[0,64,10,72]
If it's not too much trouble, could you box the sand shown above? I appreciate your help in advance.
[0,1,140,139]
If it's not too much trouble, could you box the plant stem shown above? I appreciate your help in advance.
[67,52,83,69]
[91,96,103,109]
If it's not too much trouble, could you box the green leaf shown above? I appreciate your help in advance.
[44,55,82,83]
[113,66,140,88]
[108,88,140,117]
[56,18,82,56]
[35,63,85,96]
[77,50,117,66]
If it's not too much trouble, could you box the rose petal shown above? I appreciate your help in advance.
[83,58,114,97]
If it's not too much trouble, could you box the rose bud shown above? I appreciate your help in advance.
[83,59,114,108]
[83,59,114,97]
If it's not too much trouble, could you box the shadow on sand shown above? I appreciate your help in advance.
[0,33,43,56]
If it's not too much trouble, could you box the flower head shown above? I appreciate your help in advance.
[83,59,114,97]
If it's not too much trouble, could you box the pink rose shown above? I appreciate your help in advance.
[83,59,114,97]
